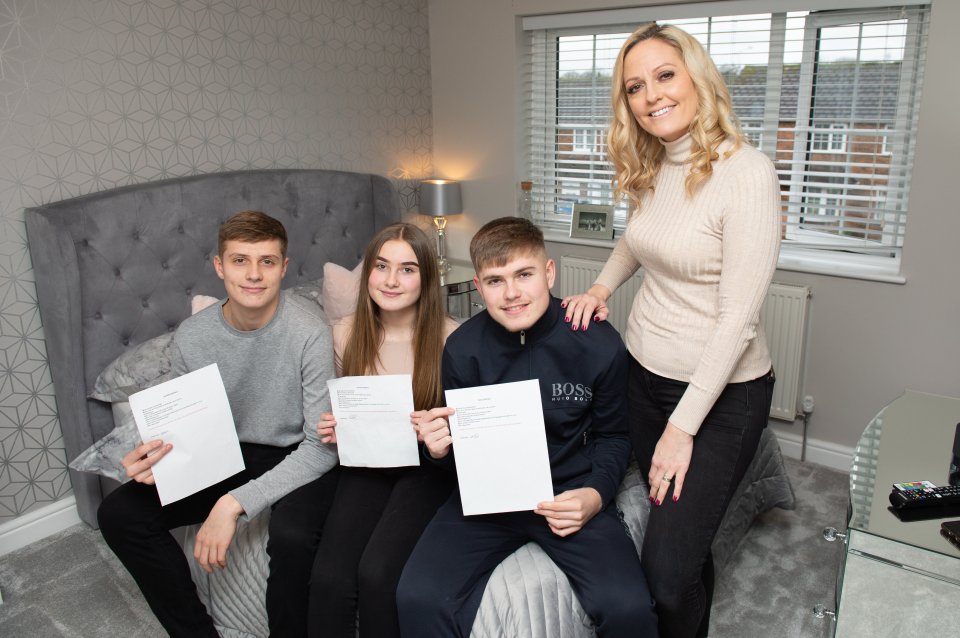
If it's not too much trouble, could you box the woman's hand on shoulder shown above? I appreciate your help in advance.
[412,407,455,459]
[317,412,337,444]
[648,422,694,505]
[561,284,612,331]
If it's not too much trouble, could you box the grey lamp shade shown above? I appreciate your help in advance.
[419,179,462,217]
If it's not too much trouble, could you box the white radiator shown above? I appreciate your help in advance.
[558,256,810,421]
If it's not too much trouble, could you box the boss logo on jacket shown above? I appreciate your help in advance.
[551,383,593,402]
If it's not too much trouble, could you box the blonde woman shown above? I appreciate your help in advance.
[308,223,458,638]
[563,23,780,638]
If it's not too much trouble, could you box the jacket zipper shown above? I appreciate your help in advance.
[520,330,525,346]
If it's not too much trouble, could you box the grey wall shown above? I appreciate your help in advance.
[427,0,960,465]
[0,0,432,525]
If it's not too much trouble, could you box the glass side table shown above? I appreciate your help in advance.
[824,390,960,637]
[441,260,483,322]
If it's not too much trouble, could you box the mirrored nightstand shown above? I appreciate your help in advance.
[441,260,483,322]
[825,390,960,637]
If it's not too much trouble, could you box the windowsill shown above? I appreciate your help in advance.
[543,228,617,250]
[776,246,906,284]
[543,229,907,284]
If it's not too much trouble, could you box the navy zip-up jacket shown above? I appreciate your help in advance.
[437,296,630,508]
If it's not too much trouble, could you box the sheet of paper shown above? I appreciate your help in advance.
[128,363,245,506]
[327,374,420,468]
[445,379,553,515]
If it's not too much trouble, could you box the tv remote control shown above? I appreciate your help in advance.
[889,482,960,509]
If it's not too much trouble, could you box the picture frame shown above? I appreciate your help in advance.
[569,203,614,240]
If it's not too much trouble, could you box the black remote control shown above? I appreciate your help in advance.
[889,481,960,509]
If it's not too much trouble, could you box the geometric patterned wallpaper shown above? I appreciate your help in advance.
[0,0,432,524]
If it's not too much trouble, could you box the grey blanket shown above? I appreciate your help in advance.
[184,427,794,637]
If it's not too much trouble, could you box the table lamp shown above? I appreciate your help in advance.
[419,179,462,272]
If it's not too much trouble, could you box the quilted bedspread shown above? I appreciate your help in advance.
[184,427,794,637]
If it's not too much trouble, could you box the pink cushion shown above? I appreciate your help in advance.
[191,295,220,314]
[322,262,362,323]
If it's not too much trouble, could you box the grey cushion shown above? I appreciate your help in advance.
[289,278,326,316]
[70,332,176,481]
[89,333,176,402]
[68,402,140,483]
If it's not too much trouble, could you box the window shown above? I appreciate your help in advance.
[523,2,930,280]
[811,124,846,152]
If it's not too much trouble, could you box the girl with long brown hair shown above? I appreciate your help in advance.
[307,222,458,638]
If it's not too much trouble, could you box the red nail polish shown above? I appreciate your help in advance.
[672,495,678,502]
[655,499,662,506]
[593,315,600,322]
[572,324,578,331]
[649,496,655,502]
[564,316,570,322]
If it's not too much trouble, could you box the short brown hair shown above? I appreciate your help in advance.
[469,217,545,273]
[218,211,288,257]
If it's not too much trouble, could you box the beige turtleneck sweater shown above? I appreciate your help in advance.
[594,134,781,436]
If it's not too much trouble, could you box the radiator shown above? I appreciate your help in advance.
[558,256,810,421]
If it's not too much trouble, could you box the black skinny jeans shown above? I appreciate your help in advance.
[307,464,454,638]
[98,443,340,638]
[629,357,774,638]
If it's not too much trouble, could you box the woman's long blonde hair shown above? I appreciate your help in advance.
[607,23,747,211]
[340,223,445,411]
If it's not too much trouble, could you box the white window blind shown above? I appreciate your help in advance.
[523,3,929,278]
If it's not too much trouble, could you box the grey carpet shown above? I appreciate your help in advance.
[712,457,848,638]
[0,458,846,637]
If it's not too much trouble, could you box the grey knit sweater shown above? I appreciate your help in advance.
[171,290,338,519]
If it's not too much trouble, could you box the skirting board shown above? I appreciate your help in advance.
[771,425,854,473]
[0,495,81,557]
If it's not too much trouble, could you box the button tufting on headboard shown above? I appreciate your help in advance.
[24,168,401,527]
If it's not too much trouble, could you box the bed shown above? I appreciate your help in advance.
[25,168,796,637]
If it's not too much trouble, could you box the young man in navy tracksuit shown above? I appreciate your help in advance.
[397,217,657,637]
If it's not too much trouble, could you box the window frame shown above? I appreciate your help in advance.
[523,2,929,283]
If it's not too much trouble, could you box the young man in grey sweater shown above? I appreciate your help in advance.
[98,211,340,638]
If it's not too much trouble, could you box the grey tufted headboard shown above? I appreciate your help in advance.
[25,169,400,527]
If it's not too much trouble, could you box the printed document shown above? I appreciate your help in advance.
[327,374,420,467]
[128,363,244,506]
[445,379,553,515]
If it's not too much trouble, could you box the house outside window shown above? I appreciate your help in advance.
[811,123,847,152]
[523,2,930,280]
